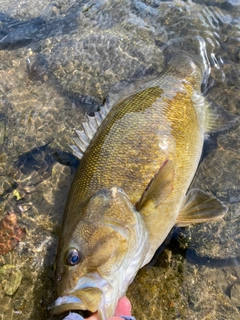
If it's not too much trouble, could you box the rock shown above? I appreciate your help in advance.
[0,0,239,319]
[230,281,240,308]
[0,264,22,296]
[0,213,26,255]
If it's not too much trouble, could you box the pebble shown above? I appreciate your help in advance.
[0,213,26,255]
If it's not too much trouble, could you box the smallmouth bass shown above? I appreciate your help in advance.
[52,44,233,319]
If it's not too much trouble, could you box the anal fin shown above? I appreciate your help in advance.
[205,100,236,134]
[176,188,227,227]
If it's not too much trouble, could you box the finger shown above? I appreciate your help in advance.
[63,313,84,320]
[85,312,98,320]
[115,297,131,317]
[117,317,136,320]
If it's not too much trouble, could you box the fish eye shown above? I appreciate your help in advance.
[65,248,81,266]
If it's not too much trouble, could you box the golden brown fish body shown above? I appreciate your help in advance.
[53,52,228,319]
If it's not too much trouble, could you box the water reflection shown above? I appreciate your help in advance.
[0,0,239,319]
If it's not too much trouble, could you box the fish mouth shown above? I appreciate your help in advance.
[51,287,103,315]
[52,298,86,315]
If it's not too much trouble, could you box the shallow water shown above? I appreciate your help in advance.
[0,0,239,319]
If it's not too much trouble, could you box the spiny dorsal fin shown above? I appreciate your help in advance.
[136,160,174,211]
[176,188,227,227]
[70,104,110,159]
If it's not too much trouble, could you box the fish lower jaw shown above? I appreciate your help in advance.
[52,296,87,315]
[52,277,122,319]
[51,292,110,320]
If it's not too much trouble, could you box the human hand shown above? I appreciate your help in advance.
[63,297,135,320]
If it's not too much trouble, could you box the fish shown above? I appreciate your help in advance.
[52,40,234,319]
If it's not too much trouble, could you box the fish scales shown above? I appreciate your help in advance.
[61,63,202,250]
[53,52,228,320]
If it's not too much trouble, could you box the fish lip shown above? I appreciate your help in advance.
[52,302,86,315]
[51,296,87,315]
[51,285,104,315]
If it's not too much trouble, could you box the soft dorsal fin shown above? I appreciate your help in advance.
[136,160,174,211]
[176,188,227,227]
[70,104,110,159]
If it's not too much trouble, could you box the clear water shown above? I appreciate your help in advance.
[0,0,239,319]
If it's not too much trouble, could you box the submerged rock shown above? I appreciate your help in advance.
[0,0,239,319]
[0,264,23,296]
[0,213,26,255]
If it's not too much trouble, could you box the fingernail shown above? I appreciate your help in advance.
[63,312,85,320]
[120,316,136,320]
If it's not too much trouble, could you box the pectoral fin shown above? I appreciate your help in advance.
[136,160,174,210]
[176,189,227,227]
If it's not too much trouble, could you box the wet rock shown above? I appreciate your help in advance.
[45,32,164,107]
[179,120,240,259]
[180,203,240,260]
[230,280,240,308]
[128,251,188,320]
[128,251,240,320]
[0,264,22,296]
[0,0,239,319]
[0,213,26,255]
[0,118,6,145]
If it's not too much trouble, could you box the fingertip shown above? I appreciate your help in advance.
[84,311,98,320]
[115,297,131,317]
[63,313,84,320]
